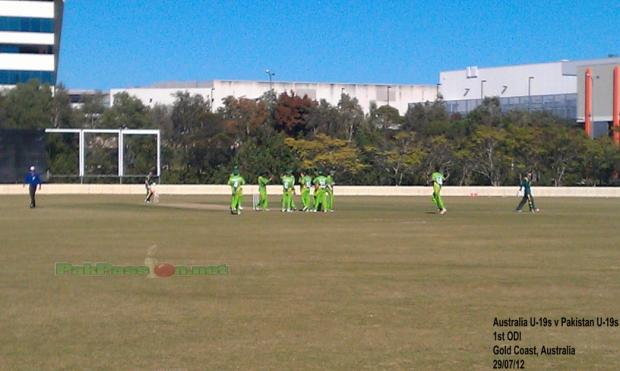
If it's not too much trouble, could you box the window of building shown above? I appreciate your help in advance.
[0,70,54,85]
[0,44,54,54]
[0,17,55,33]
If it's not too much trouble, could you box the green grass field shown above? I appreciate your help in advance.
[1,194,619,370]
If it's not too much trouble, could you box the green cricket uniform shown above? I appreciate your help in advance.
[257,176,270,210]
[325,175,335,211]
[228,174,245,214]
[516,176,537,212]
[313,175,328,212]
[431,172,445,211]
[299,175,313,211]
[281,175,296,211]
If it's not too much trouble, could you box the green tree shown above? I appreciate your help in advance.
[235,126,298,181]
[337,94,364,142]
[467,125,511,186]
[0,80,53,128]
[78,92,107,128]
[165,92,231,183]
[286,134,366,183]
[51,84,74,128]
[375,105,403,130]
[379,131,424,185]
[101,92,151,129]
[540,125,586,186]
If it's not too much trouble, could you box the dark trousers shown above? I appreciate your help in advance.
[516,193,536,211]
[29,185,37,208]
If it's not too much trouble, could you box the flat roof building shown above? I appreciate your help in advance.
[111,80,437,115]
[0,0,64,88]
[438,57,620,123]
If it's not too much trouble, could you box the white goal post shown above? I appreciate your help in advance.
[45,128,161,180]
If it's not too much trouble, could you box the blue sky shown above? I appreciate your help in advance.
[58,0,620,89]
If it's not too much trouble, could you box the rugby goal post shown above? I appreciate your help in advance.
[45,128,161,182]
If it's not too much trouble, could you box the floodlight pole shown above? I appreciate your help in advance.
[266,69,275,91]
[528,76,535,112]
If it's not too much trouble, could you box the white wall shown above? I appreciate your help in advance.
[110,87,214,107]
[0,0,55,18]
[2,184,619,198]
[0,31,54,45]
[439,62,576,101]
[111,80,437,115]
[0,53,54,71]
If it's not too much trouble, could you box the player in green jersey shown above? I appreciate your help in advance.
[515,172,539,213]
[431,169,447,214]
[256,174,272,211]
[299,171,314,212]
[227,167,245,215]
[313,170,328,212]
[281,170,296,212]
[325,171,335,212]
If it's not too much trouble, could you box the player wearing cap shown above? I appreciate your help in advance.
[23,166,42,208]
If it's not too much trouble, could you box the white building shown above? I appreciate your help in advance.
[110,80,437,115]
[0,0,64,88]
[438,57,620,120]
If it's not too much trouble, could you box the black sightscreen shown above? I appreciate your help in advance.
[0,129,48,183]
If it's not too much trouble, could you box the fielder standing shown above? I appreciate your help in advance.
[431,169,447,215]
[256,174,272,211]
[228,167,245,215]
[281,170,296,212]
[23,166,42,209]
[313,170,328,212]
[299,171,313,212]
[325,170,335,212]
[144,169,159,204]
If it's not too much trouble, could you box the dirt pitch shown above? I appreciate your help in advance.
[1,194,619,370]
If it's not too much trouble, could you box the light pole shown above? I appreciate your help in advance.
[480,79,487,100]
[265,69,275,91]
[528,76,534,112]
[210,87,215,112]
[387,85,392,106]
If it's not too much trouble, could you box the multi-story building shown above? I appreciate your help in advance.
[0,0,64,88]
[110,80,437,115]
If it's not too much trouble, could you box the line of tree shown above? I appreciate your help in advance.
[1,80,619,186]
